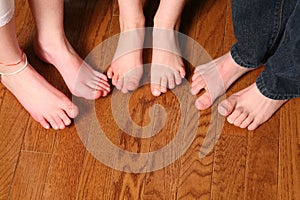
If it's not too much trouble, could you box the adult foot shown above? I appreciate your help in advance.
[218,83,287,130]
[151,20,185,97]
[191,52,252,110]
[1,64,79,130]
[34,37,110,100]
[107,16,145,94]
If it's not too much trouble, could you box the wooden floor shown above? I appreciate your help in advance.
[1,0,300,199]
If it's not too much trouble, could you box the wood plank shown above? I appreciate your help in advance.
[142,0,202,199]
[9,151,51,199]
[278,100,300,200]
[244,68,279,199]
[0,92,29,199]
[177,0,228,199]
[211,0,248,199]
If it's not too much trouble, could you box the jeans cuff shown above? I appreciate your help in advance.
[256,74,297,100]
[230,45,260,69]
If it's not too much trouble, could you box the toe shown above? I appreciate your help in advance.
[94,71,108,81]
[174,72,182,85]
[191,79,206,95]
[179,67,186,78]
[116,77,124,91]
[218,96,237,116]
[161,76,168,93]
[58,111,72,126]
[195,91,212,110]
[47,116,59,130]
[240,116,254,129]
[37,116,50,129]
[112,73,119,86]
[54,115,66,130]
[64,102,79,118]
[233,112,248,127]
[227,107,243,124]
[168,74,176,89]
[107,68,113,79]
[192,70,201,81]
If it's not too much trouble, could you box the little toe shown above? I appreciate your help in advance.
[195,91,212,110]
[227,107,243,124]
[248,118,262,131]
[218,96,237,117]
[116,77,124,91]
[179,67,186,78]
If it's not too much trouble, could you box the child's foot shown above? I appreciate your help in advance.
[151,21,185,97]
[34,37,110,100]
[107,16,145,94]
[1,64,79,130]
[191,52,252,110]
[218,83,287,130]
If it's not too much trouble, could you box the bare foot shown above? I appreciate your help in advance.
[151,22,185,96]
[1,64,79,130]
[191,52,252,110]
[34,37,110,100]
[107,16,145,94]
[218,83,287,130]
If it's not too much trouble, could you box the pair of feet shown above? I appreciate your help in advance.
[1,37,111,130]
[191,52,287,130]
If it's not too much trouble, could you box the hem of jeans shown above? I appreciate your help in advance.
[230,46,260,69]
[256,75,300,100]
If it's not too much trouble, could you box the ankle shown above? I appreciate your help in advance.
[119,14,145,31]
[153,15,180,30]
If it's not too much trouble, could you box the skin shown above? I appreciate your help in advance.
[108,0,187,96]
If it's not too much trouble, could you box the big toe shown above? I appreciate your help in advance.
[64,101,79,118]
[218,97,236,116]
[151,84,162,97]
[195,91,212,110]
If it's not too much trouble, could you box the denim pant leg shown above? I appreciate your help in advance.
[230,0,296,68]
[256,0,300,100]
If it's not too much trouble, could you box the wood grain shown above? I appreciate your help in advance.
[278,100,300,200]
[9,151,51,199]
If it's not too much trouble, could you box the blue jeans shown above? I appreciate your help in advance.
[230,0,300,100]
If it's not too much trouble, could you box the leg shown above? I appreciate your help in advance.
[0,18,78,130]
[151,0,186,96]
[191,0,296,110]
[28,0,110,99]
[107,0,145,93]
[218,0,300,130]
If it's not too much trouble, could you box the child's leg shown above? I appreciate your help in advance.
[151,0,186,96]
[107,0,145,93]
[219,0,300,130]
[0,18,78,130]
[191,0,297,110]
[28,0,110,99]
